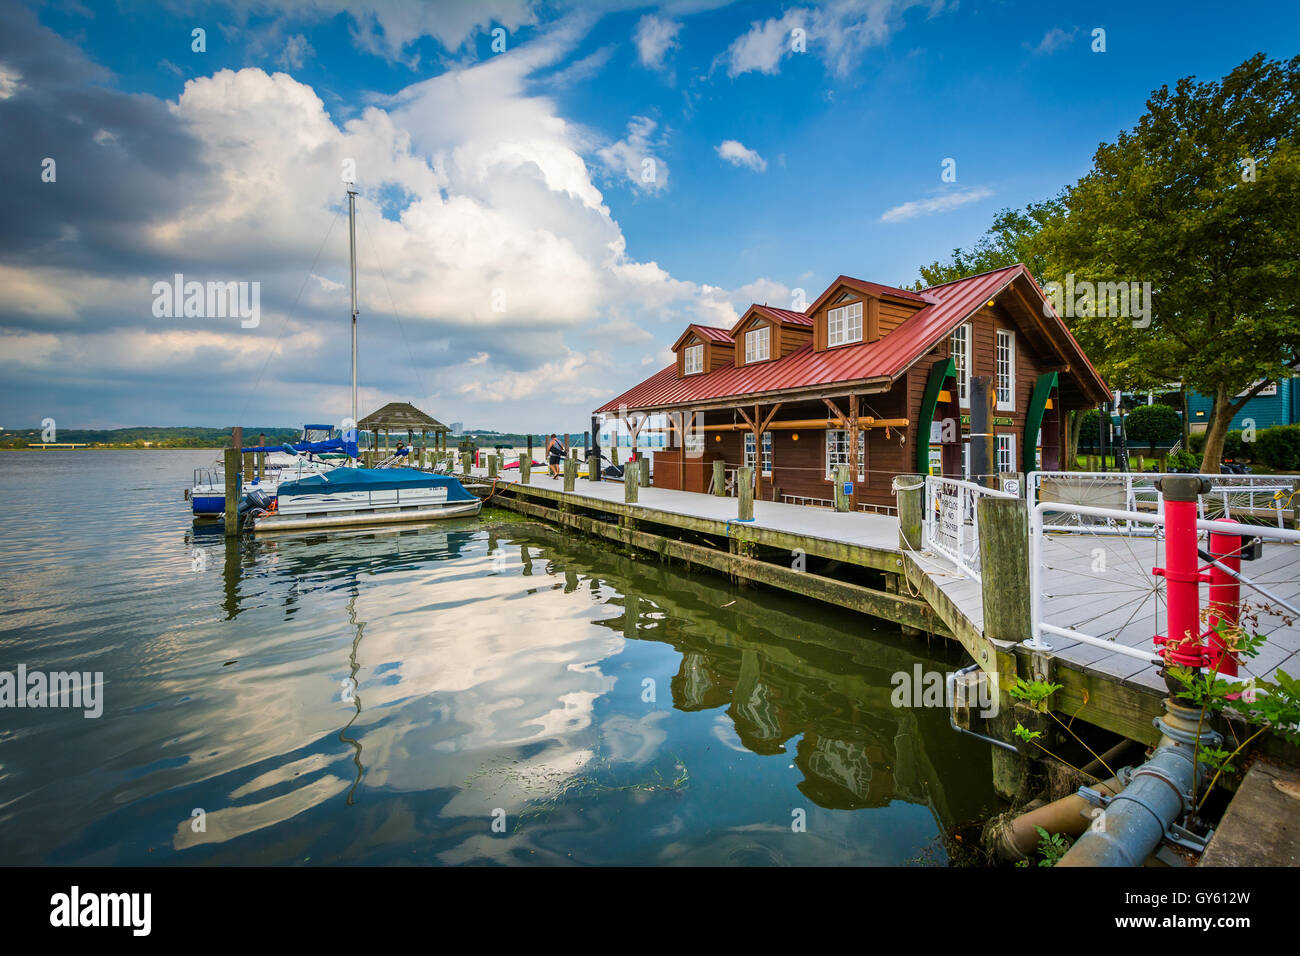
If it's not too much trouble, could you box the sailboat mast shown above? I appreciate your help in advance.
[347,187,359,425]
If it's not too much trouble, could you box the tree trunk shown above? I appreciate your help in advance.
[1199,384,1233,474]
[1065,409,1082,470]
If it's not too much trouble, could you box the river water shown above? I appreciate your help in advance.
[0,450,998,865]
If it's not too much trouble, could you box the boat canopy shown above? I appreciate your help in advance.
[276,468,477,500]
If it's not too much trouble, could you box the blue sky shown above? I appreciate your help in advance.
[2,0,1296,432]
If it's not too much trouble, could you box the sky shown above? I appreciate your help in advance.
[1,0,1296,434]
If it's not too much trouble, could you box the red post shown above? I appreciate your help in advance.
[1153,476,1212,674]
[1206,520,1242,676]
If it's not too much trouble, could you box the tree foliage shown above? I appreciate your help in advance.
[1037,53,1300,470]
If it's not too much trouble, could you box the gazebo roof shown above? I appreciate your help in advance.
[358,401,450,431]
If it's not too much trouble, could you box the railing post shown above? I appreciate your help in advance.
[737,466,754,520]
[712,460,725,496]
[896,474,924,551]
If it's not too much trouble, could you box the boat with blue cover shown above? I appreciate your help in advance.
[247,467,481,531]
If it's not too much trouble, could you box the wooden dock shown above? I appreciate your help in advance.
[468,467,1300,750]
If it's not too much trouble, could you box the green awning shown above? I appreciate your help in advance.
[1024,371,1058,472]
[916,357,956,474]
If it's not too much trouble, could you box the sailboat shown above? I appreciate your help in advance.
[247,186,482,532]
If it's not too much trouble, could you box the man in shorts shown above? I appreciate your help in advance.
[546,434,564,478]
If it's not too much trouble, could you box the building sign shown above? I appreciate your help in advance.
[960,414,1015,426]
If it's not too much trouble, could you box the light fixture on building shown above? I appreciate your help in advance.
[792,433,799,441]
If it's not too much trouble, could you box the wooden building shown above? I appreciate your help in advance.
[595,264,1110,512]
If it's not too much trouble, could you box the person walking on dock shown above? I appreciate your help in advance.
[546,434,564,478]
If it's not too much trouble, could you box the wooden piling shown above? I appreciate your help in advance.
[712,460,726,496]
[488,455,498,478]
[257,433,265,481]
[977,495,1033,797]
[563,457,576,492]
[587,454,600,482]
[625,461,639,503]
[520,453,531,485]
[638,457,649,487]
[738,466,754,520]
[896,473,924,551]
[834,464,851,512]
[462,450,471,477]
[223,447,240,538]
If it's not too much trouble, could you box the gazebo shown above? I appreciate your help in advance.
[358,401,451,464]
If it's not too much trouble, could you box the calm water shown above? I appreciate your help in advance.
[0,450,998,865]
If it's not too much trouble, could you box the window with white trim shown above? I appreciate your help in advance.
[951,322,971,407]
[825,429,865,481]
[683,343,703,375]
[995,328,1015,410]
[744,326,770,363]
[744,432,772,475]
[996,434,1017,475]
[685,428,704,456]
[827,301,863,347]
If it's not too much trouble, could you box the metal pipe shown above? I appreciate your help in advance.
[1198,546,1300,618]
[1057,698,1220,866]
[1206,521,1241,675]
[992,775,1124,861]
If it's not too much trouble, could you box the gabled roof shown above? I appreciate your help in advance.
[671,324,734,351]
[594,264,1109,414]
[734,304,815,331]
[805,275,931,317]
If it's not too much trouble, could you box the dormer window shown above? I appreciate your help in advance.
[683,343,704,375]
[744,326,770,363]
[827,301,863,347]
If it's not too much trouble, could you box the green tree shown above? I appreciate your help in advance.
[1124,404,1182,453]
[1036,54,1300,473]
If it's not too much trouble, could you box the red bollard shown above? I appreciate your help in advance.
[1206,520,1242,676]
[1153,477,1212,673]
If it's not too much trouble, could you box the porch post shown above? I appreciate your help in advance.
[848,392,859,511]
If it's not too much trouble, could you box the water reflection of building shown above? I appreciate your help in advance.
[589,542,994,829]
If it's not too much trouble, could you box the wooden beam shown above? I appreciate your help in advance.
[759,402,783,433]
[822,397,849,428]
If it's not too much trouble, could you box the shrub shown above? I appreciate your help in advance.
[1125,404,1181,451]
[1189,431,1206,455]
[1168,450,1200,472]
[1256,425,1300,471]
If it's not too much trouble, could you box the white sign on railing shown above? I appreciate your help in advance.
[922,476,1018,581]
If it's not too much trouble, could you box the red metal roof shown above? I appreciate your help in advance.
[691,324,735,342]
[748,305,814,327]
[596,265,1105,414]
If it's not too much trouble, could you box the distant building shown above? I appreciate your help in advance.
[449,422,463,436]
[1186,378,1300,432]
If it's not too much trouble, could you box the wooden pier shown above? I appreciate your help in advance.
[467,465,1300,758]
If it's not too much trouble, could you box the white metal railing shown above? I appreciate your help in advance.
[1027,471,1300,533]
[1028,499,1300,665]
[922,476,1018,581]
